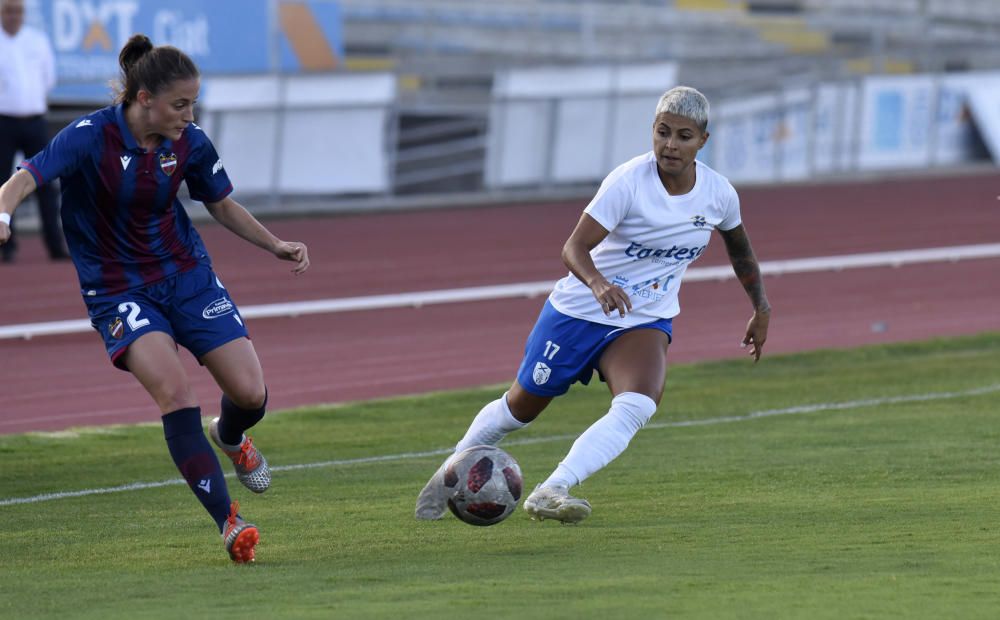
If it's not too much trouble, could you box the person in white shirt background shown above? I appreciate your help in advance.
[415,85,772,524]
[0,0,68,262]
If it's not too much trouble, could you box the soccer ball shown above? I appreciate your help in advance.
[444,445,523,526]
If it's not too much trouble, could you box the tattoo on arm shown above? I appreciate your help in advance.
[720,225,770,313]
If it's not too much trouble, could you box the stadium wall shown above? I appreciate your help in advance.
[485,66,996,189]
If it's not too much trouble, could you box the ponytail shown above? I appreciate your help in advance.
[114,34,199,104]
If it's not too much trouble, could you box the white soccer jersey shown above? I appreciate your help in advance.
[548,152,741,326]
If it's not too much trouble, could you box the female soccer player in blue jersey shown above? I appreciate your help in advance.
[416,86,771,524]
[0,35,309,562]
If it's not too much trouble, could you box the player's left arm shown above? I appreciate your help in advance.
[203,196,309,274]
[718,224,771,361]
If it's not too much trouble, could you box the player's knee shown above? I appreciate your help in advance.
[227,384,267,411]
[154,384,197,414]
[612,391,658,430]
[506,384,551,422]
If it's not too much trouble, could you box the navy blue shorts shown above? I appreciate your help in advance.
[85,264,249,370]
[515,300,673,397]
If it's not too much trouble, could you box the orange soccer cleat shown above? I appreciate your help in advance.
[209,418,271,493]
[222,501,259,563]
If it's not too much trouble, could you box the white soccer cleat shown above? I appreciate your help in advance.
[414,460,450,520]
[523,485,592,524]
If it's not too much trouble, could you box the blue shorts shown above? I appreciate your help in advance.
[515,300,673,397]
[84,263,249,371]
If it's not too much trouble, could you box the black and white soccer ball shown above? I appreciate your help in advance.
[444,445,523,526]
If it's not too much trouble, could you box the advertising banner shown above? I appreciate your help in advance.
[712,93,781,183]
[812,82,858,174]
[857,75,935,169]
[25,0,343,103]
[487,62,678,187]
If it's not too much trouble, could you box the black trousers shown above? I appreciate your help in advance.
[0,114,68,259]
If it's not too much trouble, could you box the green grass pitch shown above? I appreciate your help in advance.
[3,333,1000,619]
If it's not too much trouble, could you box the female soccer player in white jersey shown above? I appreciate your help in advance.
[415,86,771,523]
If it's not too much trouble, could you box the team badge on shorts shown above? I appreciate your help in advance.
[108,317,124,339]
[532,362,551,385]
[159,153,178,176]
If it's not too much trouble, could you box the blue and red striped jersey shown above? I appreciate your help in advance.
[19,104,234,296]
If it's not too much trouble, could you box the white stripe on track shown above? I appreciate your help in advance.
[2,243,999,340]
[3,383,998,507]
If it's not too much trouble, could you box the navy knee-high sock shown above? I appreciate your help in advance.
[216,388,268,446]
[163,407,232,532]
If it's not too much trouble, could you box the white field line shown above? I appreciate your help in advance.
[3,243,999,341]
[2,383,998,507]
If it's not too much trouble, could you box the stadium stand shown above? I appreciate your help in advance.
[32,0,1000,207]
[325,0,997,197]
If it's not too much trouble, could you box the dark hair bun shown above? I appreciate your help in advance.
[118,34,154,75]
[114,34,199,104]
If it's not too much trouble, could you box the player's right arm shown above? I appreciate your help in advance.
[562,213,632,318]
[565,164,635,318]
[0,170,38,245]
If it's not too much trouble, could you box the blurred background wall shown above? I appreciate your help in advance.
[17,0,1000,215]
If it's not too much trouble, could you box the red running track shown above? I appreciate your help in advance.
[2,171,999,434]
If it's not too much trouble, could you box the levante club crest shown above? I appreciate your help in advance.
[108,317,124,340]
[159,153,178,176]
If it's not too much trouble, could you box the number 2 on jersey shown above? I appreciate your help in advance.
[118,302,150,330]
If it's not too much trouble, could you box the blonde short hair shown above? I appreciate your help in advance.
[655,86,709,132]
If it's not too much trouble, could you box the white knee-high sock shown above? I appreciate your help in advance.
[451,392,528,460]
[542,392,657,488]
